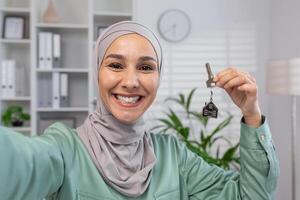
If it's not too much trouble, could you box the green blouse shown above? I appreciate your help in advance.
[0,118,279,200]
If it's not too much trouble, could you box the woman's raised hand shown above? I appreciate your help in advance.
[213,67,262,127]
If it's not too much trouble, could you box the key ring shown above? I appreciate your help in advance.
[210,89,213,102]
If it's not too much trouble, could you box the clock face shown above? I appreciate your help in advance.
[157,9,191,43]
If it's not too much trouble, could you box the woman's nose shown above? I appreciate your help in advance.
[121,69,139,89]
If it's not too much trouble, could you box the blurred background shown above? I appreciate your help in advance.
[0,0,299,199]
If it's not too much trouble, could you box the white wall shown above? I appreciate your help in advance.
[134,0,294,199]
[270,0,300,199]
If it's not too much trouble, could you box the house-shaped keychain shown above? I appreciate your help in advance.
[202,101,218,118]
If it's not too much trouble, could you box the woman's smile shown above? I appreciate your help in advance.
[112,93,145,108]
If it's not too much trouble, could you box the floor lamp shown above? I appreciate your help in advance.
[267,58,300,200]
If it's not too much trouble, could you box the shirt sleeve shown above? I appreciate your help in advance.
[178,116,279,200]
[0,125,65,200]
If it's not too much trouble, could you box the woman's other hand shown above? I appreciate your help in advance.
[213,67,262,127]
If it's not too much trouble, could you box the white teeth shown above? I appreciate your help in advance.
[116,95,141,104]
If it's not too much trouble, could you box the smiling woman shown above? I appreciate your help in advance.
[0,21,279,200]
[98,34,159,124]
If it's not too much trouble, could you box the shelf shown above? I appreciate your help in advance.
[0,7,30,13]
[37,107,89,112]
[1,96,31,101]
[94,11,132,17]
[36,23,89,30]
[0,38,30,44]
[0,0,132,136]
[10,126,31,132]
[36,68,89,73]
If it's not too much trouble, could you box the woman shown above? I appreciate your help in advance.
[0,21,279,199]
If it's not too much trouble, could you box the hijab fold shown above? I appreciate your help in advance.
[76,21,162,197]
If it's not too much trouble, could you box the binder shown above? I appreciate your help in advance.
[52,72,60,108]
[45,32,53,70]
[38,75,45,107]
[45,74,53,107]
[7,60,16,98]
[60,73,69,107]
[38,32,46,69]
[1,61,8,98]
[53,34,61,68]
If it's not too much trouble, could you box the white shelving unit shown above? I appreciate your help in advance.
[0,0,133,136]
[0,0,31,135]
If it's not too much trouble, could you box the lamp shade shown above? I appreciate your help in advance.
[267,58,300,95]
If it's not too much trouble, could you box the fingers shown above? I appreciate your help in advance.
[213,67,256,90]
[237,83,257,95]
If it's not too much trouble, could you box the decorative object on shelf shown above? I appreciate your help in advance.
[42,0,59,23]
[157,9,191,43]
[1,105,30,127]
[152,88,239,170]
[267,58,300,200]
[2,15,25,39]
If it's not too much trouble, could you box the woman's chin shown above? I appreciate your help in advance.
[113,112,142,124]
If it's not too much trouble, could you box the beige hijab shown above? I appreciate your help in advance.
[76,21,163,197]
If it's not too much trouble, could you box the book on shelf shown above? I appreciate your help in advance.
[38,32,61,69]
[1,60,16,98]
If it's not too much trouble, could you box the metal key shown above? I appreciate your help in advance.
[205,63,216,88]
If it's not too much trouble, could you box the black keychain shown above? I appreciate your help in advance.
[202,63,218,118]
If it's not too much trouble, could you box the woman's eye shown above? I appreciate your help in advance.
[108,63,123,70]
[139,65,155,71]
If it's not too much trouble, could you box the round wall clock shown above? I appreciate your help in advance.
[157,9,191,43]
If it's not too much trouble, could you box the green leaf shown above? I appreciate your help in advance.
[180,127,189,139]
[210,115,233,136]
[216,145,220,159]
[186,88,196,112]
[168,109,184,128]
[179,94,185,105]
[190,111,209,127]
[159,119,175,129]
[211,136,233,146]
[222,143,239,161]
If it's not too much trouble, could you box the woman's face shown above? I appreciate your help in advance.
[98,34,159,124]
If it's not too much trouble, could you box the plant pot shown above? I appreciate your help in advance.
[11,120,24,127]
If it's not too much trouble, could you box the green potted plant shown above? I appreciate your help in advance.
[152,88,240,170]
[1,105,30,127]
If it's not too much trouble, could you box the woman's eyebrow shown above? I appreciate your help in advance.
[138,56,157,63]
[105,54,124,60]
